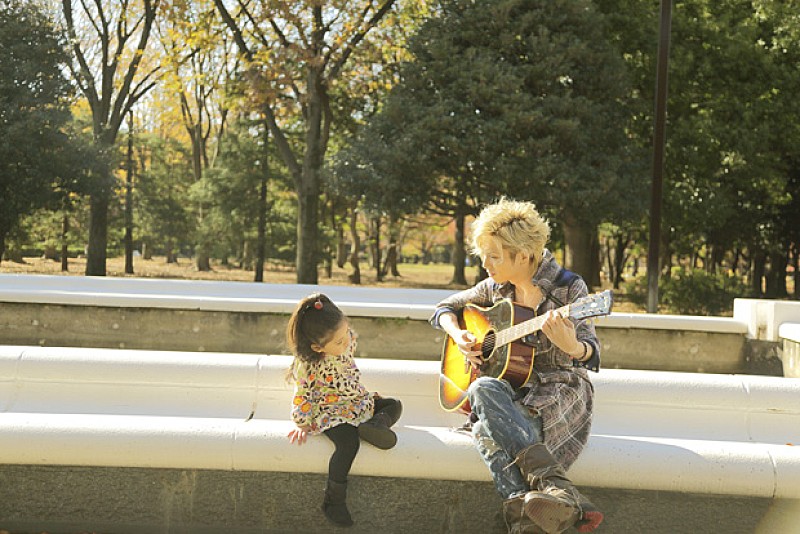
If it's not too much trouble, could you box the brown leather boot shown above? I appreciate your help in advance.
[503,494,547,534]
[515,444,598,533]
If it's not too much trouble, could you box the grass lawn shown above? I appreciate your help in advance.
[0,254,645,312]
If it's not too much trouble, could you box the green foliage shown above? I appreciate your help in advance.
[0,0,78,251]
[621,269,751,316]
[346,0,647,225]
[135,134,194,256]
[661,269,751,316]
[190,120,295,265]
[597,0,800,265]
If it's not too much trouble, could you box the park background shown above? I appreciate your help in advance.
[1,0,799,316]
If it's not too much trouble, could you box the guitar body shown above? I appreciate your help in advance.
[439,299,536,414]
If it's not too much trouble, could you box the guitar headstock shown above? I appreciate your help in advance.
[569,290,613,320]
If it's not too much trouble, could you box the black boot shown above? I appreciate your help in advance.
[514,444,588,533]
[358,412,398,449]
[323,479,353,527]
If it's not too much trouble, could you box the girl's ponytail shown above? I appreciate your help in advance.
[286,293,346,369]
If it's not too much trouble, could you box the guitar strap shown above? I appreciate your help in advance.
[547,267,581,307]
[522,267,581,346]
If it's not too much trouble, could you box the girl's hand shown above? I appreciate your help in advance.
[287,425,310,445]
[453,329,483,369]
[541,310,583,357]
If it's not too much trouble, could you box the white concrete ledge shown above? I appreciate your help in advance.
[1,346,800,500]
[0,274,453,320]
[593,312,746,333]
[0,274,752,334]
[735,299,800,341]
[780,323,800,344]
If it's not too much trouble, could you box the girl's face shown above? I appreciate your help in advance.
[312,320,352,357]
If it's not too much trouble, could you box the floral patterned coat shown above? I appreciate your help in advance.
[290,336,375,434]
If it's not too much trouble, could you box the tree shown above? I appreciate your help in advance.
[134,133,194,263]
[349,0,644,283]
[212,0,428,284]
[61,0,162,276]
[596,0,800,297]
[160,0,238,271]
[0,0,82,263]
[190,118,294,277]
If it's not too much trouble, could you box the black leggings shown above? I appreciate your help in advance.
[323,397,402,483]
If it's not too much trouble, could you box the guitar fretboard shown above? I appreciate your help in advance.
[495,303,571,347]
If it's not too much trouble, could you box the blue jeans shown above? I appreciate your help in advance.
[468,376,544,499]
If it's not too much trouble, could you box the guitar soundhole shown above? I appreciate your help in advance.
[481,331,496,360]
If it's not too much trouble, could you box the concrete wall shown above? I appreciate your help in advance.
[0,301,778,375]
[0,465,771,534]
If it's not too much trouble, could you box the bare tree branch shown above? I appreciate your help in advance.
[109,0,160,139]
[329,0,397,81]
[62,0,100,115]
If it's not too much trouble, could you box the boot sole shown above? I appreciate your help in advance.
[575,510,604,532]
[358,423,397,449]
[523,494,580,533]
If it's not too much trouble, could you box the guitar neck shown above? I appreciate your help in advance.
[495,302,570,347]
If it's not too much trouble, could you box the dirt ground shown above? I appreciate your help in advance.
[0,255,473,288]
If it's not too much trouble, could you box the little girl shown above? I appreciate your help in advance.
[286,293,403,527]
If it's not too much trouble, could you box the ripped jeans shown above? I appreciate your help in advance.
[468,376,544,499]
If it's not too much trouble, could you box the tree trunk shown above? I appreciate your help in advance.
[604,232,630,290]
[372,215,382,282]
[295,62,326,285]
[792,243,800,300]
[336,225,347,269]
[348,207,361,284]
[562,212,594,282]
[381,217,401,278]
[589,232,601,287]
[255,176,267,282]
[61,213,69,272]
[751,249,766,297]
[0,229,6,265]
[321,198,333,279]
[42,246,58,261]
[450,203,467,286]
[255,123,269,282]
[166,241,177,264]
[766,250,788,298]
[85,188,110,276]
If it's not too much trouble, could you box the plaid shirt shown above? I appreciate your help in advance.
[431,249,599,469]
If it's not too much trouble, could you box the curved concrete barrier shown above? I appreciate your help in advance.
[1,345,799,501]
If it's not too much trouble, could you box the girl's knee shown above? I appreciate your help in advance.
[387,398,403,423]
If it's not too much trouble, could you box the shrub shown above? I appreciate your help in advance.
[661,269,750,316]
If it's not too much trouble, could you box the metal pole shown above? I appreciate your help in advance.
[124,109,135,275]
[647,0,673,313]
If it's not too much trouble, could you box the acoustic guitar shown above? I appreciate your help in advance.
[438,290,613,413]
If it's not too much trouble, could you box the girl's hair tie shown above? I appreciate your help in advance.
[313,299,323,310]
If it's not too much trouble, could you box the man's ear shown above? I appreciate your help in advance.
[310,342,323,352]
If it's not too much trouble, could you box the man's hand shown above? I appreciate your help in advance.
[541,310,583,357]
[453,329,483,369]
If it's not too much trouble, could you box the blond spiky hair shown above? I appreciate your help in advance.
[471,198,551,265]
